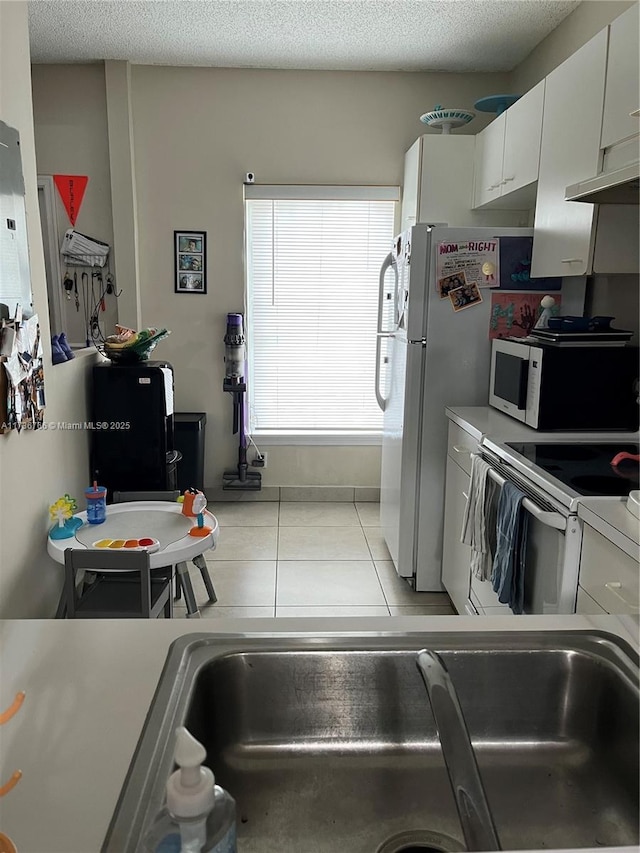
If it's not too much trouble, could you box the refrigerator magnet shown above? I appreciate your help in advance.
[449,281,483,312]
[437,271,467,299]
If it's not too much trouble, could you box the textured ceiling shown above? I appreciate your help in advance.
[28,0,581,72]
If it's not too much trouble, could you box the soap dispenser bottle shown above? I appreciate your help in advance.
[143,726,237,853]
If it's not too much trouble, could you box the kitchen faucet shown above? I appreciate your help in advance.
[416,649,501,851]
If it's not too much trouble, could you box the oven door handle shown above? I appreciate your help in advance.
[485,466,567,531]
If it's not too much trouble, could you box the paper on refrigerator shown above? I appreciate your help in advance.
[436,238,500,297]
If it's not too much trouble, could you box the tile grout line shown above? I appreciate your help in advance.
[361,504,392,615]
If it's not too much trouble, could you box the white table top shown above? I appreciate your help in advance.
[46,501,219,568]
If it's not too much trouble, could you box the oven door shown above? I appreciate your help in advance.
[470,454,581,615]
[489,339,540,427]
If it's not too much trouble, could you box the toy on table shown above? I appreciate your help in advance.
[533,295,556,330]
[92,537,160,553]
[180,488,212,537]
[48,494,83,540]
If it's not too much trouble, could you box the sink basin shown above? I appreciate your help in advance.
[103,631,639,852]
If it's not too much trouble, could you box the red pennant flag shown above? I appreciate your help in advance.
[53,175,88,227]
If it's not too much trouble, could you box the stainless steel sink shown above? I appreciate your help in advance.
[103,631,639,852]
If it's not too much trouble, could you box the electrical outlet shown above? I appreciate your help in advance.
[251,452,267,468]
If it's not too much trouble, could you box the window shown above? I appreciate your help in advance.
[244,185,398,440]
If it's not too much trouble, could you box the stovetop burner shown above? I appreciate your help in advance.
[505,442,640,497]
[535,446,600,462]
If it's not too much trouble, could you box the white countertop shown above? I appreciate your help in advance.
[1,615,638,853]
[446,406,640,445]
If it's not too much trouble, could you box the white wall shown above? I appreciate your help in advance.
[510,0,636,92]
[0,2,99,618]
[31,64,117,347]
[130,65,511,490]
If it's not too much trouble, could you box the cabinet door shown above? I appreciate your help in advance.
[579,524,639,615]
[601,3,640,149]
[531,29,607,277]
[575,586,608,616]
[502,80,544,193]
[472,114,505,208]
[441,456,472,614]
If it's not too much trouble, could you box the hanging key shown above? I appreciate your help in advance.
[63,274,74,301]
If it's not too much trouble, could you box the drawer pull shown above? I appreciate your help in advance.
[452,445,471,456]
[629,109,640,118]
[560,258,583,263]
[502,176,515,183]
[462,491,469,501]
[604,581,639,609]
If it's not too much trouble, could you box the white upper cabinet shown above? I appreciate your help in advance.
[473,112,507,207]
[473,82,544,211]
[502,80,545,196]
[531,29,608,278]
[473,113,505,208]
[401,134,525,231]
[601,3,640,151]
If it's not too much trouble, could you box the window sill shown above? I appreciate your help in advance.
[251,431,382,446]
[51,346,100,365]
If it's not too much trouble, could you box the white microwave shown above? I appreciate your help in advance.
[488,338,639,431]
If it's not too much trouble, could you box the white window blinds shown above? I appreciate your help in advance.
[244,186,398,433]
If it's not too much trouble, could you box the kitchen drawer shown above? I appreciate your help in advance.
[447,422,479,476]
[576,586,608,616]
[480,606,516,616]
[580,524,640,615]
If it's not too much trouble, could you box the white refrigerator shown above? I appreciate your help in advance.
[375,224,584,591]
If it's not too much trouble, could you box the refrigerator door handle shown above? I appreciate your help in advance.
[377,251,397,335]
[375,332,388,411]
[376,252,397,411]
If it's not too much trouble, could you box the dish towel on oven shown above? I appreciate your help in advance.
[491,481,529,614]
[460,455,499,581]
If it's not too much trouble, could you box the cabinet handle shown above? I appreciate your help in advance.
[560,258,583,263]
[629,109,640,118]
[604,581,639,609]
[462,491,469,501]
[487,184,499,191]
[452,445,471,456]
[502,176,515,183]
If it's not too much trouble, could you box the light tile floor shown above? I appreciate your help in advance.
[174,502,455,618]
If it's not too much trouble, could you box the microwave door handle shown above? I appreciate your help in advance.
[485,466,567,531]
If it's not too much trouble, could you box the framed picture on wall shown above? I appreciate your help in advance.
[174,230,206,294]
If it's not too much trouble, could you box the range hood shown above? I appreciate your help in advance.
[565,160,640,204]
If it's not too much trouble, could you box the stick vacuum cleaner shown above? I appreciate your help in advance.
[222,313,262,491]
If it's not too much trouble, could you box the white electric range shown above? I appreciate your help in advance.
[472,435,640,616]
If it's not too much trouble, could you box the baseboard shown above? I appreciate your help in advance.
[204,485,380,502]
